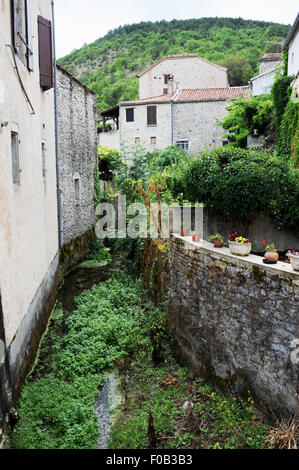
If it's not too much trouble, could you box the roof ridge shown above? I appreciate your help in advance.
[137,54,228,78]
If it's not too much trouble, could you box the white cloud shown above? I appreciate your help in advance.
[54,0,298,58]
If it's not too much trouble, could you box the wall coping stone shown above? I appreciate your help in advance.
[172,234,299,283]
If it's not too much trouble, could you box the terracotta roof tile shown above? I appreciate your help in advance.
[119,94,173,106]
[259,53,282,62]
[175,86,251,102]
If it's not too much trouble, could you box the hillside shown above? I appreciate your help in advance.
[58,17,290,111]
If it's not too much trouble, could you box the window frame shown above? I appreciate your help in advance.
[175,140,189,151]
[11,130,20,185]
[126,108,134,122]
[147,105,157,126]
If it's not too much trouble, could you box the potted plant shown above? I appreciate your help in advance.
[191,231,201,242]
[208,234,224,248]
[180,224,190,237]
[262,240,279,263]
[228,232,251,256]
[287,249,299,271]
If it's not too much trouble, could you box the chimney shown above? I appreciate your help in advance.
[167,79,174,95]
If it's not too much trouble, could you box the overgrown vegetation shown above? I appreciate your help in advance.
[220,94,273,147]
[165,147,299,230]
[110,353,269,449]
[58,17,289,111]
[8,270,150,449]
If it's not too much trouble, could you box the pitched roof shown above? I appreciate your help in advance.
[284,12,299,49]
[259,53,282,62]
[137,54,228,78]
[56,64,96,95]
[250,67,278,81]
[175,86,251,103]
[119,94,173,106]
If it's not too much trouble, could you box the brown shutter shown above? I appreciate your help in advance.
[25,0,34,71]
[38,15,53,90]
[147,106,157,125]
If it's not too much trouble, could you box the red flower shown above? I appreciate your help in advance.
[262,240,266,245]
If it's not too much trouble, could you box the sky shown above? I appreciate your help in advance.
[54,0,299,58]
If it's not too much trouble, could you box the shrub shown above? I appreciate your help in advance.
[166,147,299,230]
[220,94,273,148]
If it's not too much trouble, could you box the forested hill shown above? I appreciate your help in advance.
[58,17,290,111]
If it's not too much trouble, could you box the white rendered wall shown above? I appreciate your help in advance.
[0,0,58,347]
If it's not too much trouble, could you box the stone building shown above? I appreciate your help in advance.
[56,65,98,245]
[0,0,59,437]
[258,52,282,75]
[250,53,282,97]
[99,54,250,154]
[137,53,229,99]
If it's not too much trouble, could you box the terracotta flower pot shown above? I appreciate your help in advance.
[180,228,190,237]
[192,233,200,242]
[214,239,223,248]
[264,250,279,263]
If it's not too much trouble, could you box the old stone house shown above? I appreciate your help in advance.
[0,0,97,439]
[56,65,98,246]
[99,54,250,154]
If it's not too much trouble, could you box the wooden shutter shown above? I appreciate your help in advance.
[25,0,33,71]
[147,106,157,125]
[38,15,53,90]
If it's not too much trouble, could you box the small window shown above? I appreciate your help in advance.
[74,178,80,202]
[126,108,134,122]
[12,0,34,69]
[176,140,189,151]
[151,137,156,145]
[147,106,157,126]
[11,131,20,184]
[42,142,46,177]
[222,140,229,146]
[135,137,140,144]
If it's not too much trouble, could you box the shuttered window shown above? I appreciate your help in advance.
[38,15,53,90]
[11,0,33,70]
[147,106,157,126]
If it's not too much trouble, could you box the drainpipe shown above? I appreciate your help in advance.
[51,0,63,248]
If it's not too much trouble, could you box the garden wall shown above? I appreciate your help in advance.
[168,235,299,417]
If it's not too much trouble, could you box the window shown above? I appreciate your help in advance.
[126,108,134,122]
[42,142,46,177]
[176,140,189,151]
[147,106,157,126]
[11,131,20,184]
[74,178,80,202]
[135,137,140,144]
[12,0,34,70]
[38,15,53,90]
[151,137,156,145]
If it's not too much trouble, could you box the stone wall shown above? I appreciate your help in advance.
[173,100,228,154]
[168,236,299,417]
[57,65,98,245]
[119,102,172,154]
